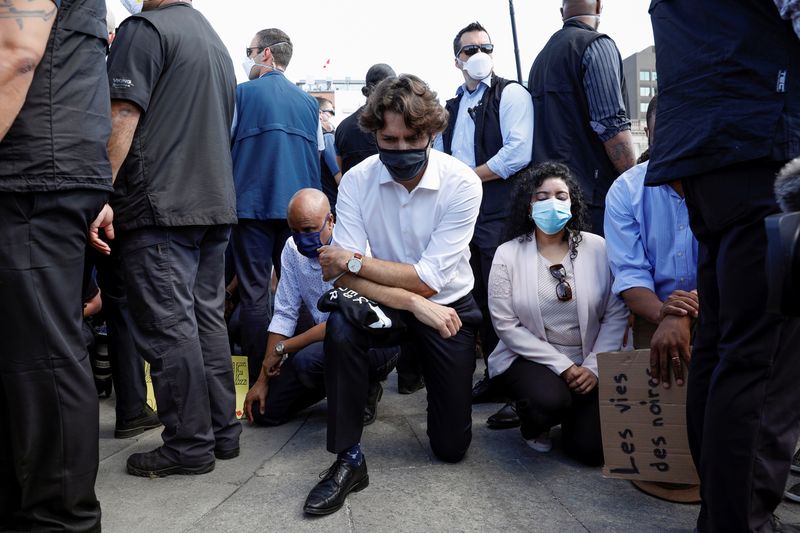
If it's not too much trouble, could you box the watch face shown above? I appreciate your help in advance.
[275,342,285,354]
[347,257,362,274]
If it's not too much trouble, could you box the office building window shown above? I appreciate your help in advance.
[640,71,650,81]
[640,102,648,113]
[640,87,650,96]
[652,71,658,81]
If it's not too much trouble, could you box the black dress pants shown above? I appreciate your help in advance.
[495,357,603,466]
[682,160,800,533]
[469,240,500,367]
[0,190,106,532]
[324,294,481,463]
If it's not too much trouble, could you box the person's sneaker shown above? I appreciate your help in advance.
[791,448,800,474]
[114,405,161,439]
[786,483,800,504]
[526,431,552,453]
[363,382,383,426]
[126,447,215,478]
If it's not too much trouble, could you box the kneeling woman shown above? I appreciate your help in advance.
[487,162,627,466]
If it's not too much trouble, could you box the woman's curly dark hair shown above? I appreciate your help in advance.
[503,162,590,261]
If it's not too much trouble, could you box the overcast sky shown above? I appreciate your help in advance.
[107,1,654,100]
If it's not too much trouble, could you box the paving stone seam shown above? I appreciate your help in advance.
[179,414,312,533]
[513,458,591,533]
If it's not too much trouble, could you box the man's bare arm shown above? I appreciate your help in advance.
[333,273,461,338]
[473,164,502,183]
[621,287,663,324]
[108,99,141,182]
[358,255,435,297]
[318,245,436,298]
[0,0,57,141]
[603,129,636,175]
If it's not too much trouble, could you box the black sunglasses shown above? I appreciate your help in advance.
[457,43,494,57]
[246,41,290,58]
[320,109,335,116]
[549,264,573,302]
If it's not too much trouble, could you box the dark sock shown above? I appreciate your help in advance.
[338,443,363,466]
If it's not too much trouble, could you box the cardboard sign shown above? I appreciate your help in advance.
[231,355,249,420]
[598,350,699,485]
[144,356,249,420]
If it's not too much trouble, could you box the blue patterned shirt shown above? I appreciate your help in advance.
[267,237,332,337]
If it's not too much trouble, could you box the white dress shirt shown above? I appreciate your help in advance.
[333,150,482,305]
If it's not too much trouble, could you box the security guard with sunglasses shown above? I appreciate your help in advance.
[434,22,533,426]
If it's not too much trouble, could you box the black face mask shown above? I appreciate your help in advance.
[378,143,430,182]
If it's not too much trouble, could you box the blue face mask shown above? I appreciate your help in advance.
[531,198,572,235]
[292,215,331,258]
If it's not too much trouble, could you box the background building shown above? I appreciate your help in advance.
[622,45,657,159]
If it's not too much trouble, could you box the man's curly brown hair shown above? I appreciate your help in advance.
[359,74,448,136]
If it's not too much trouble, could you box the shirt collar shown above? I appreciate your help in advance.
[259,68,286,79]
[455,76,492,97]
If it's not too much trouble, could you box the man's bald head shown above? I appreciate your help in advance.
[287,188,331,232]
[561,0,602,28]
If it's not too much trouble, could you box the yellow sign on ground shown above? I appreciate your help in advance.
[145,356,249,420]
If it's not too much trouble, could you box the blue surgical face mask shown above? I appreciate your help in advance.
[292,215,332,258]
[531,198,572,235]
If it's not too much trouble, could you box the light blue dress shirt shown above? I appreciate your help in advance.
[604,161,698,301]
[433,77,533,179]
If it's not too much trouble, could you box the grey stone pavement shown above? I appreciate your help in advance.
[97,362,800,533]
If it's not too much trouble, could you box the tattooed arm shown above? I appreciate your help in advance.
[0,0,57,141]
[603,129,636,174]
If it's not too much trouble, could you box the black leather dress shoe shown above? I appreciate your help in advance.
[486,402,520,429]
[303,458,369,516]
[363,382,383,426]
[127,447,215,477]
[471,376,502,404]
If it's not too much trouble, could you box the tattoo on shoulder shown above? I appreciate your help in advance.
[0,0,58,30]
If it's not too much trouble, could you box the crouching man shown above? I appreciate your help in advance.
[304,74,483,515]
[243,188,386,427]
